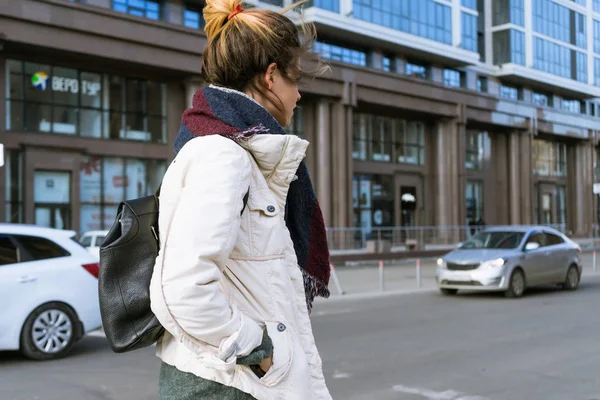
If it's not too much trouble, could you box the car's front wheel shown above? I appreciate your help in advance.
[505,269,526,298]
[20,302,79,361]
[561,265,580,291]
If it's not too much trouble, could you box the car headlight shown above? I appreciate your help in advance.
[436,258,447,268]
[480,258,505,268]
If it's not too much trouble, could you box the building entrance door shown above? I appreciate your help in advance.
[34,171,71,229]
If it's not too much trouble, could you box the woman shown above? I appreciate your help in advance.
[149,0,332,399]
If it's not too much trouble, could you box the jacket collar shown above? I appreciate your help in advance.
[177,84,309,188]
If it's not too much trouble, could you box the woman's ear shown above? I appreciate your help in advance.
[263,62,278,90]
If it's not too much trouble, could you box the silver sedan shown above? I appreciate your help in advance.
[436,226,582,298]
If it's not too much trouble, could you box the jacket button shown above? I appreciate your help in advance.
[277,323,286,332]
[267,205,276,213]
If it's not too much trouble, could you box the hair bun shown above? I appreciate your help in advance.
[203,0,242,41]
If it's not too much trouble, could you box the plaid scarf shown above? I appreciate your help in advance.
[173,85,330,311]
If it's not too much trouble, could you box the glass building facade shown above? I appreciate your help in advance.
[352,0,452,45]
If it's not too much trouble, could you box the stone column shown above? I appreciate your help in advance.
[433,119,462,242]
[569,141,594,236]
[507,131,522,224]
[519,132,533,223]
[331,102,348,229]
[316,100,332,227]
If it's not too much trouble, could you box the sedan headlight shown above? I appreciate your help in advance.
[480,258,505,268]
[436,258,447,268]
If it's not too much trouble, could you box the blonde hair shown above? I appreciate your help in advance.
[201,0,325,114]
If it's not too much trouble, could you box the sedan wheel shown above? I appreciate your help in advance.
[563,265,580,291]
[20,303,79,361]
[506,269,526,298]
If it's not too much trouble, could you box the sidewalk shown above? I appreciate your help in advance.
[329,252,599,296]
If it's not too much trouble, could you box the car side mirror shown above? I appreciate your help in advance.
[524,242,540,252]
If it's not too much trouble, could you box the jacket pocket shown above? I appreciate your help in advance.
[246,190,286,257]
[251,320,293,387]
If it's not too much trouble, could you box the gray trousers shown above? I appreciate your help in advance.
[159,362,257,400]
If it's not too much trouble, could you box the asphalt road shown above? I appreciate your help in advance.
[2,276,600,400]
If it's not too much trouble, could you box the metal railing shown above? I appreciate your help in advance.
[326,224,570,254]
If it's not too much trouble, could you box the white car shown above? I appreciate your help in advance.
[79,230,109,261]
[0,224,102,360]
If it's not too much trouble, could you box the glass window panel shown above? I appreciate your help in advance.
[124,113,147,140]
[103,157,125,203]
[80,156,102,203]
[51,106,77,135]
[125,159,147,200]
[24,103,52,132]
[24,62,52,103]
[7,60,24,100]
[6,100,23,131]
[80,72,102,108]
[148,116,166,144]
[50,67,79,106]
[80,109,102,138]
[80,204,103,232]
[126,79,145,113]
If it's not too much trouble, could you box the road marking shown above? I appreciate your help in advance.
[312,308,355,317]
[392,384,489,400]
[332,370,351,379]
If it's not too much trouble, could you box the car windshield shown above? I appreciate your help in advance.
[459,231,525,250]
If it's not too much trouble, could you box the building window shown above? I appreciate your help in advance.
[113,0,161,20]
[570,0,585,5]
[352,0,452,45]
[5,60,168,143]
[595,0,600,13]
[260,0,283,6]
[493,0,524,27]
[461,0,477,10]
[314,41,367,66]
[561,98,583,113]
[465,130,485,170]
[353,174,395,235]
[533,139,567,177]
[465,180,484,226]
[532,92,552,107]
[594,20,600,54]
[477,76,488,93]
[595,58,600,86]
[183,2,205,30]
[533,0,586,49]
[80,156,166,231]
[533,37,586,82]
[443,69,463,88]
[285,105,303,137]
[309,0,339,12]
[461,12,478,52]
[382,56,394,72]
[493,29,525,65]
[405,62,428,79]
[499,84,521,100]
[352,114,425,165]
[5,150,24,223]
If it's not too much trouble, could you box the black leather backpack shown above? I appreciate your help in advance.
[98,187,249,353]
[98,189,163,353]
